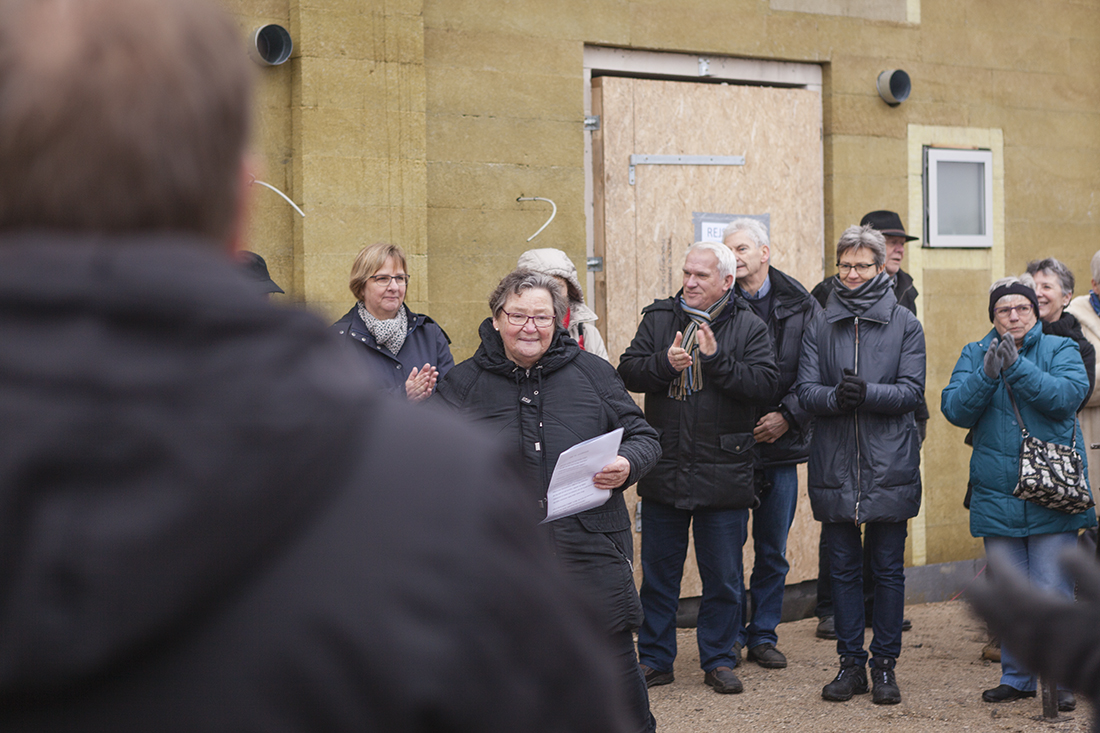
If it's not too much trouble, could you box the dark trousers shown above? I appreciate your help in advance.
[610,629,656,733]
[820,521,907,664]
[815,532,875,618]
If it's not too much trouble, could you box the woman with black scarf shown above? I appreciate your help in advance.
[795,224,926,707]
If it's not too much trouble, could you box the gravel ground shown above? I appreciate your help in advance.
[649,600,1093,732]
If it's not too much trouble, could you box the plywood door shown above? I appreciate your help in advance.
[592,76,824,598]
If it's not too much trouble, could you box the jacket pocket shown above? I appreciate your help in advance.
[719,432,757,456]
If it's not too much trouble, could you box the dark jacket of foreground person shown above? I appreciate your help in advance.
[435,319,660,634]
[0,233,633,733]
[617,294,779,511]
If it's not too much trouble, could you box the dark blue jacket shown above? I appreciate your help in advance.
[796,286,925,524]
[332,305,453,397]
[941,322,1097,538]
[748,267,821,467]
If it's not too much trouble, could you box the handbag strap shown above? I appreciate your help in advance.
[1002,377,1079,449]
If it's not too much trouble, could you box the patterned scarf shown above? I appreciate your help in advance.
[357,301,408,356]
[1090,290,1100,317]
[669,290,731,401]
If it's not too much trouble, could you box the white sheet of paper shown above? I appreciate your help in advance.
[540,427,624,524]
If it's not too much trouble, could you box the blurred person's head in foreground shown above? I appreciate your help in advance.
[0,0,252,245]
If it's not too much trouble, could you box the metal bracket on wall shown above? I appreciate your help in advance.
[628,154,745,185]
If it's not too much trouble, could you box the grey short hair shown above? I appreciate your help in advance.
[1091,250,1100,285]
[1026,257,1075,296]
[686,241,736,281]
[489,269,568,325]
[722,218,769,250]
[990,276,1022,293]
[835,225,886,267]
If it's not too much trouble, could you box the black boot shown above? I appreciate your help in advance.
[870,657,901,705]
[822,657,868,701]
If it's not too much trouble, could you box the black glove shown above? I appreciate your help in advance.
[969,548,1100,706]
[835,367,866,411]
[983,337,1003,380]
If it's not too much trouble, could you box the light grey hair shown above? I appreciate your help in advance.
[1026,257,1075,296]
[1092,250,1100,285]
[722,218,769,250]
[686,241,736,281]
[1017,272,1035,290]
[489,269,568,325]
[835,224,886,267]
[990,276,1022,293]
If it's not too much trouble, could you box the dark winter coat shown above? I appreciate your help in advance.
[0,232,635,733]
[1044,311,1096,411]
[813,268,928,425]
[617,293,779,511]
[331,304,454,397]
[434,319,661,634]
[749,267,821,467]
[795,281,926,524]
[941,322,1097,538]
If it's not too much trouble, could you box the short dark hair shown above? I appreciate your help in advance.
[0,0,253,241]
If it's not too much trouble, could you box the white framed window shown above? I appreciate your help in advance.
[923,147,994,248]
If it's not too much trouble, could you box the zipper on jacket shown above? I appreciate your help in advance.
[853,316,861,525]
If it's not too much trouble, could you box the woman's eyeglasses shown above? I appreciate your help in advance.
[502,311,555,328]
[369,274,410,286]
[994,304,1033,318]
[836,262,878,275]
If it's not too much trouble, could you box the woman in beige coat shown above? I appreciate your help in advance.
[1066,249,1100,491]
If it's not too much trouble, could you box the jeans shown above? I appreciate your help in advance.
[609,629,656,733]
[984,533,1077,692]
[815,533,874,619]
[638,500,748,672]
[821,521,907,664]
[739,464,798,648]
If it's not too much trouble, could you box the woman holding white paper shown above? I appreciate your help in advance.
[435,268,661,733]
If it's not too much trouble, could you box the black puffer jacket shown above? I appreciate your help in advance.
[0,233,635,733]
[617,294,779,511]
[331,304,453,397]
[1045,311,1096,411]
[434,319,661,634]
[796,276,926,524]
[754,267,821,467]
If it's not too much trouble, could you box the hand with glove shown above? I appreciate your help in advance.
[997,334,1018,370]
[968,548,1100,708]
[835,367,867,411]
[983,337,1003,380]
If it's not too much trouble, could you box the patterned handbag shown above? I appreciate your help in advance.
[1005,381,1095,514]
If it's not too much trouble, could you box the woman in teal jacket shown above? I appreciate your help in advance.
[942,278,1096,710]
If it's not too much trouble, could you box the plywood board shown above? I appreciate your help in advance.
[595,76,824,599]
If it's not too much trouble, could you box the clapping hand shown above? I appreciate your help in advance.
[405,363,439,402]
[997,335,1018,370]
[667,331,693,372]
[983,337,1003,379]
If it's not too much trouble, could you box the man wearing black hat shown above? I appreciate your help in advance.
[810,210,923,641]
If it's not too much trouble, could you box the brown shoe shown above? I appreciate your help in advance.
[704,666,743,694]
[639,663,674,688]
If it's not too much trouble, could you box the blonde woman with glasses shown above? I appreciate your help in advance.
[332,242,453,401]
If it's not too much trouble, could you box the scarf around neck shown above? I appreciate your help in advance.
[832,270,892,316]
[669,290,731,401]
[357,302,408,355]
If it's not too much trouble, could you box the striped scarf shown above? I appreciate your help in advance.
[669,290,731,400]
